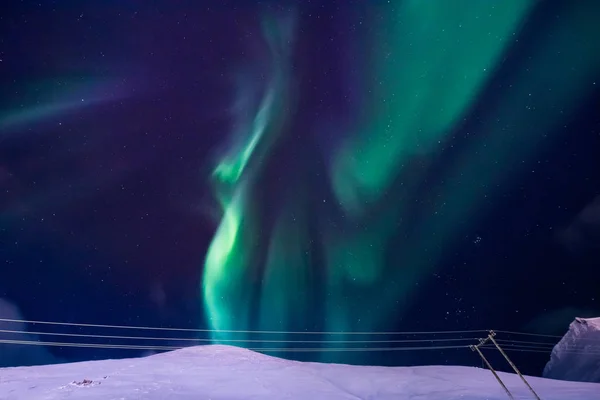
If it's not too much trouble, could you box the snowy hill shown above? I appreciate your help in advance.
[1,345,599,400]
[544,317,600,383]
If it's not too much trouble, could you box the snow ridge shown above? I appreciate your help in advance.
[1,344,599,399]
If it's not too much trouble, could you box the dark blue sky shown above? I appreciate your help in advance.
[1,0,599,376]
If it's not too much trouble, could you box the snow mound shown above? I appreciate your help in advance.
[1,344,599,399]
[544,317,600,383]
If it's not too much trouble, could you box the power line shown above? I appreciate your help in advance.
[0,339,177,352]
[0,318,487,336]
[5,328,590,350]
[494,330,600,343]
[0,329,480,344]
[493,330,563,339]
[493,343,600,354]
[2,318,595,349]
[480,345,600,356]
[0,339,472,353]
[3,328,586,351]
[494,341,556,350]
[493,342,600,351]
[2,338,597,356]
[494,338,557,347]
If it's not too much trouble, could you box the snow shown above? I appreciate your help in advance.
[544,317,600,383]
[1,345,599,400]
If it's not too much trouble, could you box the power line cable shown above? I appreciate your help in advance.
[480,345,600,356]
[494,330,600,344]
[487,343,557,351]
[3,338,598,356]
[498,343,600,351]
[493,330,564,339]
[4,328,588,349]
[0,339,472,353]
[0,328,480,344]
[494,339,558,347]
[2,318,597,347]
[0,318,487,336]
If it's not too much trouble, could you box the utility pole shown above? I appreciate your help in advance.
[488,330,542,400]
[470,337,514,400]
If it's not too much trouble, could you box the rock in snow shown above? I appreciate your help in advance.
[544,316,600,383]
[0,345,599,399]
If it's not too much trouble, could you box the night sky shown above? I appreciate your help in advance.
[1,0,600,377]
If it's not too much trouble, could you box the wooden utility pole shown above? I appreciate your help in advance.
[471,331,544,400]
[488,331,542,400]
[470,337,514,399]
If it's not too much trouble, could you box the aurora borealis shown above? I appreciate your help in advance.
[1,0,600,374]
[202,0,600,359]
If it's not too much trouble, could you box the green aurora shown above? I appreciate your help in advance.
[202,1,600,360]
